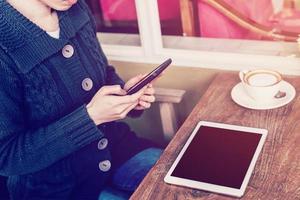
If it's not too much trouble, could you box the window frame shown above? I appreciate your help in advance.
[96,0,300,75]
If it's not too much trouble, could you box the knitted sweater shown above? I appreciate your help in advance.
[0,0,124,177]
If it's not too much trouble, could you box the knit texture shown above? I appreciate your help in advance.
[0,0,124,177]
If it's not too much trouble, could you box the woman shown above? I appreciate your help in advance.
[0,0,162,199]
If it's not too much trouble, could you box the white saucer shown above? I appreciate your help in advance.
[231,81,296,110]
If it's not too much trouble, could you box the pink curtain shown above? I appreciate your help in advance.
[100,0,180,21]
[198,0,274,40]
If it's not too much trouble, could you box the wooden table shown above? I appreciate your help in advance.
[131,73,300,200]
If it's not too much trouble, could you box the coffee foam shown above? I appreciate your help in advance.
[247,73,279,87]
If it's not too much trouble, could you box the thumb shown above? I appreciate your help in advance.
[100,85,126,96]
[125,74,145,90]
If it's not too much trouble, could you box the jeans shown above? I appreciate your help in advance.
[98,148,162,200]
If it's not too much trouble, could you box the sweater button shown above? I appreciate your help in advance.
[97,138,108,150]
[82,78,93,91]
[62,44,74,58]
[99,160,111,172]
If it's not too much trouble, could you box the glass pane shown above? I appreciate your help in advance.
[158,0,300,57]
[158,0,182,35]
[86,0,141,46]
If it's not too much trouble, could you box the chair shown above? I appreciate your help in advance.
[180,0,299,41]
[154,87,186,141]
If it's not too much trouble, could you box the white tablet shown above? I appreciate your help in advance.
[164,121,267,197]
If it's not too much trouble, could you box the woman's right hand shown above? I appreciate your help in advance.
[86,85,145,125]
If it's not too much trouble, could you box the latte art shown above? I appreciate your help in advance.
[246,73,279,87]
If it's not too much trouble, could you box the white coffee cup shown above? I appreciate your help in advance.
[239,69,285,102]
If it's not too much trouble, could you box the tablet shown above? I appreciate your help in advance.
[164,121,267,197]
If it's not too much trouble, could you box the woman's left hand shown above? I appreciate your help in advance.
[134,83,155,110]
[124,74,156,110]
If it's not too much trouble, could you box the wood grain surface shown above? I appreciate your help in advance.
[131,72,300,200]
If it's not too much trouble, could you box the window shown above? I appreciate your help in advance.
[86,0,300,73]
[86,0,141,46]
[158,0,300,57]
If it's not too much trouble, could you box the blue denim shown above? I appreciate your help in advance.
[98,148,162,200]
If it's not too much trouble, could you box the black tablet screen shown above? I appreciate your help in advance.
[171,126,262,189]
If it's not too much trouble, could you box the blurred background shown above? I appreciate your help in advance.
[88,0,300,40]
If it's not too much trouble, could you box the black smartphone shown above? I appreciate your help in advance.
[126,58,172,95]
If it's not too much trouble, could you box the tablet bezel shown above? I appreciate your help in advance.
[164,121,267,197]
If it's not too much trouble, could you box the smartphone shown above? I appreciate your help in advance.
[126,58,172,95]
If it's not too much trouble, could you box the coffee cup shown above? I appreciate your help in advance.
[239,69,285,102]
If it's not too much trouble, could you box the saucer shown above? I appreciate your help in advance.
[231,81,296,110]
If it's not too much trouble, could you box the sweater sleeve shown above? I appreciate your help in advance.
[0,61,102,176]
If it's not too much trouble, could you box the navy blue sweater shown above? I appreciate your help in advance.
[0,0,124,177]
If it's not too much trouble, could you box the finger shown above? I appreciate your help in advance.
[100,85,126,96]
[138,101,151,109]
[114,102,138,119]
[113,95,139,105]
[123,102,139,115]
[126,85,148,99]
[140,73,148,78]
[128,74,143,85]
[139,95,155,103]
[134,105,146,110]
[110,86,147,105]
[109,101,136,117]
[135,85,148,95]
[143,87,155,95]
[124,74,144,90]
[114,87,146,104]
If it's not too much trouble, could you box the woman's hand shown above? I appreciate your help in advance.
[124,75,156,110]
[86,85,145,125]
[134,84,155,110]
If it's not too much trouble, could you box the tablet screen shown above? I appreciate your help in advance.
[171,126,262,189]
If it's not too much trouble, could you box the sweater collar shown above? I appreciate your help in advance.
[0,1,90,73]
